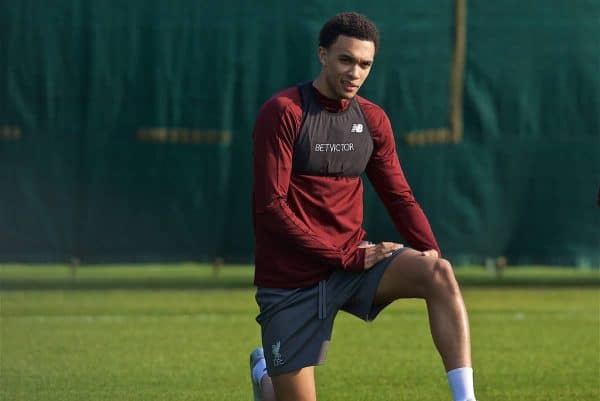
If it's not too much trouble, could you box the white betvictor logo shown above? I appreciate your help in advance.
[350,123,363,133]
[314,143,355,152]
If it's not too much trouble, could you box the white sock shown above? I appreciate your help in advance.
[447,367,476,401]
[252,358,267,386]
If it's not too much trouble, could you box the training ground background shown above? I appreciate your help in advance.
[1,2,599,399]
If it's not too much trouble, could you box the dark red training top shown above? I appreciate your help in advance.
[253,84,439,288]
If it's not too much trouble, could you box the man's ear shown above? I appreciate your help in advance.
[318,47,327,66]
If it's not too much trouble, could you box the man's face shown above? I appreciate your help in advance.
[318,35,375,100]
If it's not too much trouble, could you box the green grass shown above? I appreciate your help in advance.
[1,265,599,401]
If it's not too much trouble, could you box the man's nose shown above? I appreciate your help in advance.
[348,64,360,79]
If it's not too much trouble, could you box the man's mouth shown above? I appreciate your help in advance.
[341,80,359,91]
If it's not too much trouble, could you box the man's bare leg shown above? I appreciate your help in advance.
[254,367,316,401]
[373,249,476,400]
[270,367,316,401]
[259,374,276,401]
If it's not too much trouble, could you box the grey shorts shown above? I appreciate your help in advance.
[255,248,408,376]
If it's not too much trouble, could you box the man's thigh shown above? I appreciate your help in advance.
[373,248,441,304]
[335,247,407,321]
[271,367,316,401]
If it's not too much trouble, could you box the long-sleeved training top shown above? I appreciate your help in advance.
[253,82,439,288]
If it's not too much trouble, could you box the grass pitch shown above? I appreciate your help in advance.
[1,265,598,401]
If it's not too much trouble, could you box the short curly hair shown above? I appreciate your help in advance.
[319,12,380,51]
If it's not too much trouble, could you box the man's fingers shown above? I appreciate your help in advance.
[381,241,403,247]
[379,242,404,253]
[377,243,400,260]
[363,241,405,269]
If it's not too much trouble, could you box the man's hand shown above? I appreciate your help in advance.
[420,249,439,258]
[361,241,404,269]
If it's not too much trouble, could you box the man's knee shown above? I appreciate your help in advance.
[429,258,460,295]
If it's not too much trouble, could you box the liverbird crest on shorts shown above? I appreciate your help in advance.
[272,340,285,367]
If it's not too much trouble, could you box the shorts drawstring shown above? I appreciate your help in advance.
[318,280,327,319]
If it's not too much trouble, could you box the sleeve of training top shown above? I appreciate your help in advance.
[364,107,441,254]
[253,97,366,271]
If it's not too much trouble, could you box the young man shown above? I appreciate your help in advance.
[250,12,477,401]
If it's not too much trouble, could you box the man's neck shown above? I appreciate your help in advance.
[311,78,351,112]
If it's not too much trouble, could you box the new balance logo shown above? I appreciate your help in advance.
[350,123,363,133]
